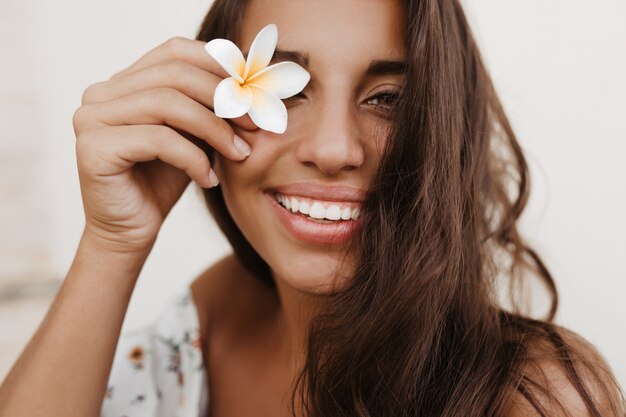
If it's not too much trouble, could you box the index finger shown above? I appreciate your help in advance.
[111,36,259,131]
[111,37,228,80]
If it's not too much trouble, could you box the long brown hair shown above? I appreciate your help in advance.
[195,1,626,415]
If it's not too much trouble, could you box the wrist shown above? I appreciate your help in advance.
[78,226,155,272]
[59,228,153,298]
[81,223,157,257]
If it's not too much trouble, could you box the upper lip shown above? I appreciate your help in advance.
[269,182,367,203]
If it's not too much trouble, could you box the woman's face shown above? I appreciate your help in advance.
[213,0,406,294]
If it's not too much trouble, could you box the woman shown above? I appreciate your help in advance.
[0,0,624,416]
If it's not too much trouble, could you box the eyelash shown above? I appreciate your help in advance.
[283,90,401,112]
[366,91,401,111]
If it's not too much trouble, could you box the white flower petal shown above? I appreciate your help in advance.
[213,77,253,118]
[247,62,311,99]
[247,84,288,134]
[205,39,245,83]
[243,24,278,80]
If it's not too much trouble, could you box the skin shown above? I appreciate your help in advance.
[0,0,614,415]
[202,0,406,413]
[197,0,407,414]
[0,0,405,416]
[218,0,406,367]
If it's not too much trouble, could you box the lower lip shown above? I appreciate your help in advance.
[265,192,363,246]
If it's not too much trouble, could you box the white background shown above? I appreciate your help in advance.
[0,0,624,389]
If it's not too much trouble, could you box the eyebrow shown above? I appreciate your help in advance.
[242,48,407,77]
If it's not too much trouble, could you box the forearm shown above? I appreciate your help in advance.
[0,229,152,417]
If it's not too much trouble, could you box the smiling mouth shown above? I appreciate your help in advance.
[272,192,361,223]
[266,191,363,246]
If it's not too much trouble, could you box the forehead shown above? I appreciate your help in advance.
[238,0,406,75]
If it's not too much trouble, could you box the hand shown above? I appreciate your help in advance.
[72,36,258,253]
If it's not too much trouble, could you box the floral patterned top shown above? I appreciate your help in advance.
[100,287,209,417]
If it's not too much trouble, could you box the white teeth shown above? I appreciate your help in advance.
[290,197,299,212]
[309,202,326,219]
[275,193,360,221]
[326,205,341,220]
[299,201,311,215]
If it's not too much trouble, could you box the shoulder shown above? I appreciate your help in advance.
[190,253,276,345]
[190,254,238,331]
[505,324,625,417]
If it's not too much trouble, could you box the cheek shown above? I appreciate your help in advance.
[214,135,277,188]
[362,118,393,159]
[212,129,287,252]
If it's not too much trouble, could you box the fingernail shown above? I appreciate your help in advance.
[233,134,251,157]
[208,168,219,187]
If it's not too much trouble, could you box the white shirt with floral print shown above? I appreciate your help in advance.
[100,288,209,417]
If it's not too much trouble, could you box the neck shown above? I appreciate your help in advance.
[269,272,328,377]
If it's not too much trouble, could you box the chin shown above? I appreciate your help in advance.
[268,249,355,295]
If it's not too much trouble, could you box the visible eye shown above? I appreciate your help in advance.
[283,92,306,103]
[366,90,401,112]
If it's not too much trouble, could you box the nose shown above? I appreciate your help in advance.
[293,95,365,176]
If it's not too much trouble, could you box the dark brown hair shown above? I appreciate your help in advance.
[196,0,626,415]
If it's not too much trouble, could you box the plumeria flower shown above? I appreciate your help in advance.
[204,23,311,134]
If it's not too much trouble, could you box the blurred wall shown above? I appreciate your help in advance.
[0,0,624,389]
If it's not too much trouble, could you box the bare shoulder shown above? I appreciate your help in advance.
[506,324,626,416]
[189,253,276,345]
[190,253,244,319]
